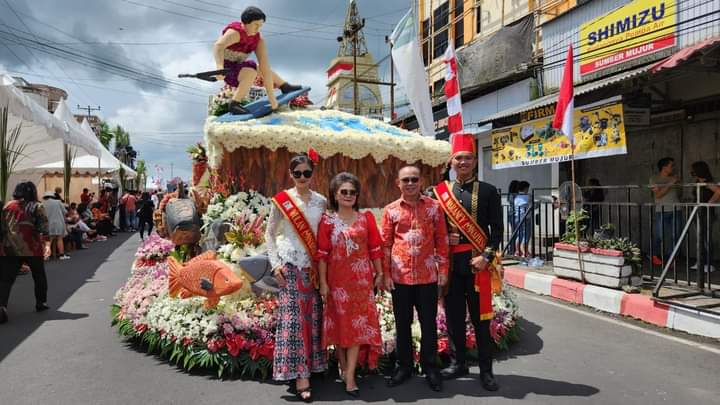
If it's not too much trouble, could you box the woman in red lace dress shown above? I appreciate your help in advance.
[317,172,383,397]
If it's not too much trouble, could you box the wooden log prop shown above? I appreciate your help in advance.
[220,146,444,208]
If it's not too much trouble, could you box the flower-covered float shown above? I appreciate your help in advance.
[114,56,518,378]
[113,186,521,379]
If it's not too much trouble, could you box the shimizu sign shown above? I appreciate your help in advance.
[580,0,677,75]
[491,97,627,169]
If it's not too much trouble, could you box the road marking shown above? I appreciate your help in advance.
[514,289,720,355]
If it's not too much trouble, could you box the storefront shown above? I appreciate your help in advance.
[481,0,720,195]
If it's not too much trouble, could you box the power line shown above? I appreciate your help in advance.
[3,69,207,105]
[119,0,339,42]
[8,10,189,76]
[190,0,394,34]
[0,28,211,97]
[2,0,97,106]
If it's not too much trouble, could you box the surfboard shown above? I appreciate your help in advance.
[216,87,310,123]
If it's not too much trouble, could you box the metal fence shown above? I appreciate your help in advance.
[500,183,719,300]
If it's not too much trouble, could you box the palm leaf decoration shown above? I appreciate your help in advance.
[0,105,28,203]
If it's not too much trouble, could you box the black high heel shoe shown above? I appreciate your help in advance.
[345,387,360,398]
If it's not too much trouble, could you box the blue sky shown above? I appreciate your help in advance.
[0,0,410,186]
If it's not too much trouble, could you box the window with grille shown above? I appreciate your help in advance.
[422,19,430,66]
[432,2,449,60]
[433,78,446,98]
[454,0,464,47]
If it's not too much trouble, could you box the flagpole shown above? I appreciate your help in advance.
[553,44,585,284]
[570,145,585,283]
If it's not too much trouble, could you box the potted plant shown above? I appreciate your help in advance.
[553,216,642,289]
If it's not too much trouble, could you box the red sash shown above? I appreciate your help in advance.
[434,181,495,321]
[271,191,319,288]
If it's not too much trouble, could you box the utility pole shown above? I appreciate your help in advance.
[385,35,395,119]
[77,104,101,123]
[341,18,365,115]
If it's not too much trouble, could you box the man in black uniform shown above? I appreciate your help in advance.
[439,134,503,391]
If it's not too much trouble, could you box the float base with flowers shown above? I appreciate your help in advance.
[112,189,522,380]
[203,108,452,208]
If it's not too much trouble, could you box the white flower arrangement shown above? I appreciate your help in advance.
[145,295,218,343]
[202,190,271,264]
[204,109,451,169]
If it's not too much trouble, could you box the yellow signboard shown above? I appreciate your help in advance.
[491,97,627,169]
[579,0,676,75]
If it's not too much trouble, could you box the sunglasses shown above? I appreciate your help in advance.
[400,177,420,184]
[292,170,313,179]
[338,189,358,197]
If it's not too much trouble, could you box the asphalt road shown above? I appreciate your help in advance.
[1,234,719,405]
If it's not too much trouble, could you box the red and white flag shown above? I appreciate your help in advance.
[444,41,463,136]
[327,63,354,82]
[552,45,575,145]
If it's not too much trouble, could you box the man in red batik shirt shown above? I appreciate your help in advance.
[381,165,449,392]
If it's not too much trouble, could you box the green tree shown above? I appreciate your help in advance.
[113,124,131,164]
[98,121,114,149]
[135,159,147,191]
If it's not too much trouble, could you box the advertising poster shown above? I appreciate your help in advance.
[491,97,627,169]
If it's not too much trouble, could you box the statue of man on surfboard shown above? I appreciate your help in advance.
[211,6,303,115]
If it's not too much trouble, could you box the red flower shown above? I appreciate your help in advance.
[249,345,259,360]
[307,147,320,164]
[258,342,274,360]
[182,337,193,347]
[134,324,147,333]
[465,333,476,349]
[226,335,241,357]
[438,337,450,354]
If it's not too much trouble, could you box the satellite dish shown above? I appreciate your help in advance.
[558,181,583,217]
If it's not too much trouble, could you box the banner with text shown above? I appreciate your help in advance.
[491,97,627,169]
[579,0,676,75]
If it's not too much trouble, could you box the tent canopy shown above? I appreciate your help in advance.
[0,74,102,171]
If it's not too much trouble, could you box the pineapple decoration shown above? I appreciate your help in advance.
[187,143,211,215]
[187,143,209,187]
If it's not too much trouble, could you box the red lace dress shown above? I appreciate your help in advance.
[316,211,383,366]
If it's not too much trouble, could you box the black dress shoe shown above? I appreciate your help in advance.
[227,100,250,115]
[36,303,49,312]
[0,307,8,324]
[480,371,499,391]
[426,369,443,392]
[387,367,412,387]
[279,82,302,94]
[441,363,469,379]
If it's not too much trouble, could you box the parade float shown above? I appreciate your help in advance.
[112,6,519,379]
[112,97,521,381]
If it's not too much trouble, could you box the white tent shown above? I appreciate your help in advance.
[0,74,102,171]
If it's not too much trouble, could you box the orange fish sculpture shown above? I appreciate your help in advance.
[168,251,243,308]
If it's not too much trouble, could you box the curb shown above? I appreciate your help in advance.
[504,266,720,339]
